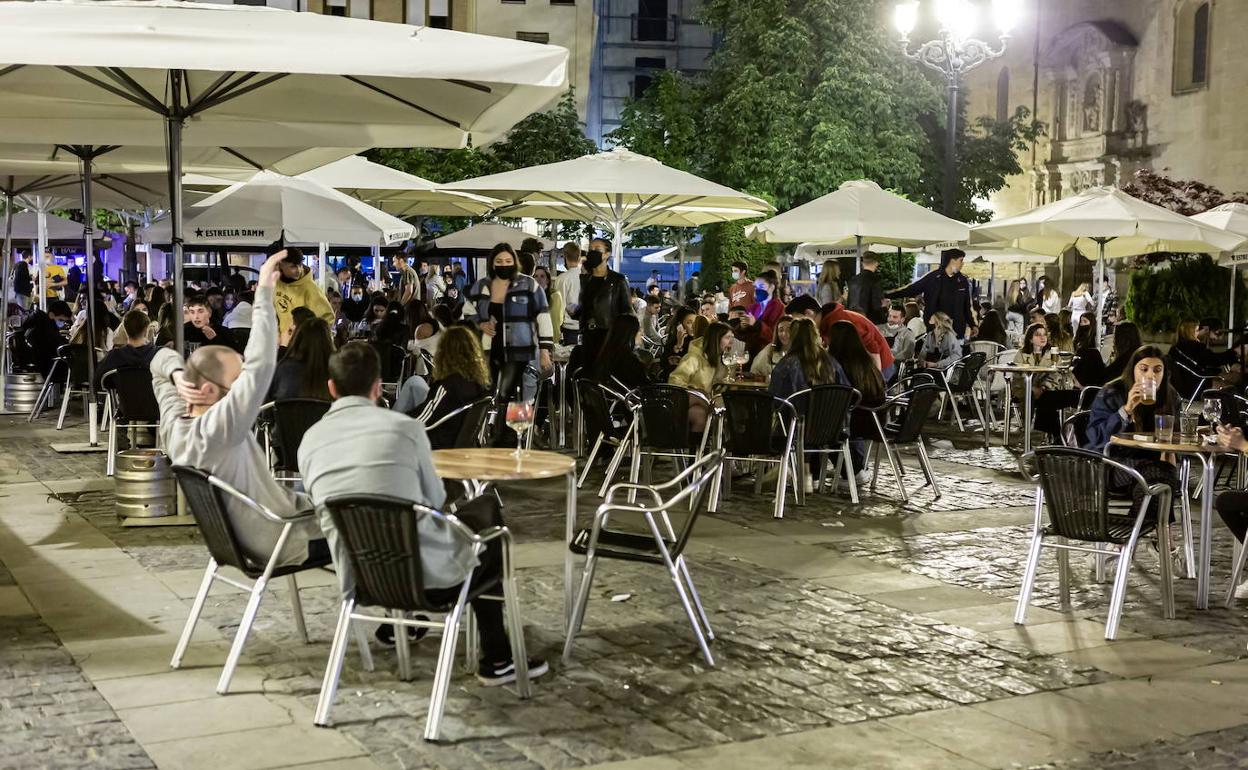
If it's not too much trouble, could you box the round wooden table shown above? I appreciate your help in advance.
[1109,432,1231,609]
[431,448,578,624]
[988,363,1067,454]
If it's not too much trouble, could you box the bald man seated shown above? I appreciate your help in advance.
[151,251,325,568]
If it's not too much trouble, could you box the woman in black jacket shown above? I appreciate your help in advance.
[416,325,491,448]
[588,314,653,391]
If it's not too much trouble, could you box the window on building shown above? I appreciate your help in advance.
[516,31,550,44]
[550,0,576,4]
[235,0,267,6]
[325,0,347,15]
[636,0,668,41]
[405,0,450,26]
[995,67,1010,122]
[502,0,525,4]
[1174,0,1212,93]
[633,56,666,98]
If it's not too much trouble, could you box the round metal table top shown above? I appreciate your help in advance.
[432,447,575,482]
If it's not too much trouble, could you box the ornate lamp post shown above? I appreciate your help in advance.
[894,0,1021,216]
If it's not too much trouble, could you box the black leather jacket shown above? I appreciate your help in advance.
[577,269,633,333]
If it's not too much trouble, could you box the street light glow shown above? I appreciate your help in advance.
[893,1,919,37]
[936,0,976,43]
[992,0,1021,35]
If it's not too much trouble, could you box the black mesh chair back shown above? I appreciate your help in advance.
[1031,447,1148,544]
[426,395,492,450]
[663,450,722,559]
[946,352,987,393]
[373,343,407,384]
[102,366,160,422]
[577,379,628,443]
[629,384,699,451]
[267,399,331,473]
[887,383,942,443]
[1060,409,1092,449]
[61,343,91,387]
[788,384,860,448]
[719,390,791,455]
[1077,385,1103,411]
[172,465,257,576]
[322,494,478,613]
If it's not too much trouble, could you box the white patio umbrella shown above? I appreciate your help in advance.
[429,222,552,252]
[446,148,773,270]
[2,210,86,241]
[1191,202,1248,331]
[142,171,415,247]
[746,180,970,271]
[0,0,568,415]
[971,187,1245,340]
[297,155,499,218]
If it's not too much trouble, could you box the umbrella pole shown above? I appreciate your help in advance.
[989,262,996,303]
[612,221,623,274]
[80,152,99,447]
[1231,264,1238,334]
[317,242,328,292]
[37,203,48,312]
[167,79,186,358]
[855,235,863,274]
[371,246,380,289]
[677,231,687,302]
[0,187,12,413]
[1095,240,1107,345]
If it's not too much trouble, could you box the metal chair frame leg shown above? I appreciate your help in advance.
[314,598,355,727]
[915,439,941,498]
[578,434,604,488]
[423,580,472,742]
[287,574,309,644]
[171,559,217,669]
[1225,537,1248,609]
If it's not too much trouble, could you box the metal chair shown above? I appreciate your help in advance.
[1059,409,1091,449]
[1167,352,1223,408]
[313,494,532,741]
[419,392,493,450]
[258,398,331,482]
[622,384,712,488]
[101,366,161,476]
[1015,447,1175,639]
[564,450,723,666]
[936,351,989,434]
[980,348,1017,433]
[710,390,801,519]
[786,384,862,502]
[856,383,943,504]
[169,466,347,695]
[1076,385,1102,411]
[574,379,633,493]
[55,344,93,430]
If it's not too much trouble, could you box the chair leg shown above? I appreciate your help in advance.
[28,372,54,422]
[461,609,479,675]
[947,387,965,432]
[817,453,830,495]
[1226,538,1248,609]
[881,441,908,503]
[314,599,355,727]
[665,556,714,666]
[423,583,471,742]
[500,541,532,699]
[561,554,599,663]
[972,394,990,449]
[217,576,269,695]
[1056,538,1071,611]
[1156,496,1175,620]
[56,386,72,430]
[353,622,374,672]
[842,442,859,504]
[916,439,941,498]
[1105,541,1136,640]
[287,574,309,644]
[1179,460,1197,580]
[598,430,631,498]
[677,556,714,640]
[171,560,217,669]
[106,418,118,477]
[1014,534,1044,625]
[395,610,413,682]
[870,441,882,494]
[578,434,604,488]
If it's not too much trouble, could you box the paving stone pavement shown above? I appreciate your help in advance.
[7,414,1248,769]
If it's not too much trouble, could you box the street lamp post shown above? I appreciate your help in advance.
[894,0,1020,216]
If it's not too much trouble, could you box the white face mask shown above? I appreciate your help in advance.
[731,270,741,282]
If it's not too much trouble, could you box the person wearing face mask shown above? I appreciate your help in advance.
[341,286,370,325]
[468,243,553,403]
[878,305,916,363]
[574,238,631,372]
[740,270,784,355]
[885,248,976,340]
[15,300,73,376]
[728,260,756,315]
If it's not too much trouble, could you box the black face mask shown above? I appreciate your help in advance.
[583,250,604,270]
[494,265,517,280]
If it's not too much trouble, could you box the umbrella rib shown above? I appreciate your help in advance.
[94,176,155,207]
[57,66,162,113]
[219,147,265,170]
[341,76,461,128]
[448,79,493,94]
[565,191,614,223]
[185,71,247,113]
[101,67,169,116]
[193,73,290,115]
[0,64,24,80]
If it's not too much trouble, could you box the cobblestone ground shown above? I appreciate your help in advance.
[0,560,154,770]
[6,412,1248,769]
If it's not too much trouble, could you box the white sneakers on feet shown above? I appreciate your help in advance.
[855,469,872,486]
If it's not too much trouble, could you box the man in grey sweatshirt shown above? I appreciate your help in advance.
[152,251,324,568]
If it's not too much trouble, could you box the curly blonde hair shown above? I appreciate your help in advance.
[432,325,490,386]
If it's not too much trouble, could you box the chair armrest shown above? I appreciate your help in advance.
[207,475,310,526]
[603,482,664,508]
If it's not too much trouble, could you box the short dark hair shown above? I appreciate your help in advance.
[520,237,544,255]
[328,342,380,398]
[281,247,304,265]
[205,286,223,298]
[122,310,150,340]
[645,295,662,306]
[185,293,209,309]
[290,306,315,329]
[123,280,138,290]
[731,260,749,273]
[785,294,821,316]
[47,300,72,318]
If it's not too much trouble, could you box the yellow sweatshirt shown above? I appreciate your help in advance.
[273,268,335,335]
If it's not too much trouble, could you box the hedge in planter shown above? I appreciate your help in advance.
[1124,254,1245,334]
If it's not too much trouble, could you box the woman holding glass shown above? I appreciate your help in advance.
[669,321,735,432]
[1015,322,1075,441]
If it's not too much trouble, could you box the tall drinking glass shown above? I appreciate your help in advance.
[505,400,534,460]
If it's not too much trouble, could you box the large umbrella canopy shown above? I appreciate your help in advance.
[1190,202,1248,329]
[430,222,552,252]
[142,171,414,247]
[446,148,773,269]
[969,187,1245,258]
[1,210,87,240]
[746,180,970,250]
[0,0,569,148]
[297,155,498,218]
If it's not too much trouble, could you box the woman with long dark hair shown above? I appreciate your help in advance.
[589,314,653,390]
[824,319,884,478]
[750,315,792,378]
[976,309,1008,347]
[670,320,735,432]
[770,317,846,400]
[1104,321,1142,381]
[269,317,335,401]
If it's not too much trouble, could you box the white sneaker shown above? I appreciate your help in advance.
[1234,581,1248,600]
[855,469,872,486]
[804,476,814,494]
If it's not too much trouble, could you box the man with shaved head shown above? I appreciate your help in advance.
[151,251,324,568]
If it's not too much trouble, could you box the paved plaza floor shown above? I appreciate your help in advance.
[4,412,1248,769]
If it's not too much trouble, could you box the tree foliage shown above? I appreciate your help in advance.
[935,105,1046,222]
[1123,255,1244,334]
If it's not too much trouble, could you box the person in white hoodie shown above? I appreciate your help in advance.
[151,251,324,568]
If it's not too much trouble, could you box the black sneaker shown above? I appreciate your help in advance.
[477,657,549,687]
[374,617,430,647]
